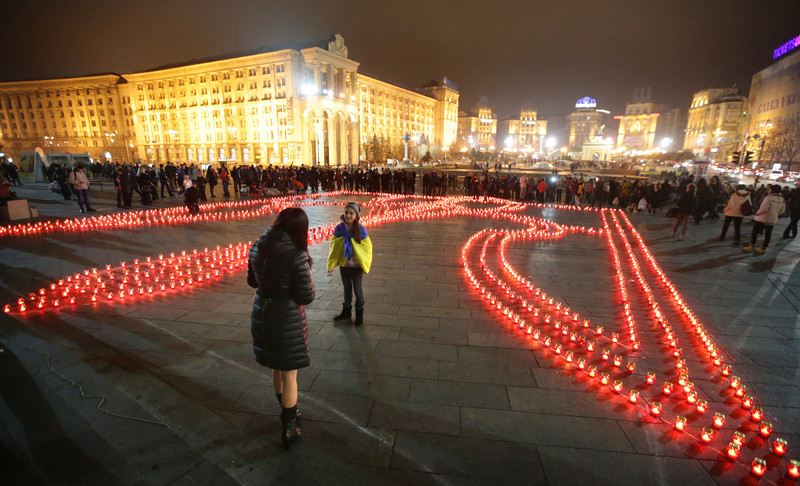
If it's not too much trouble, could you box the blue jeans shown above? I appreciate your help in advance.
[340,267,364,311]
[75,188,93,211]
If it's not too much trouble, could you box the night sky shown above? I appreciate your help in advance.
[4,0,799,120]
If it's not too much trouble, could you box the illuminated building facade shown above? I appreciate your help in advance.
[0,34,458,174]
[616,102,662,151]
[417,78,460,151]
[743,45,800,167]
[457,98,497,151]
[566,97,608,154]
[497,108,547,154]
[683,88,745,162]
[0,75,134,168]
[614,88,682,152]
[356,74,438,157]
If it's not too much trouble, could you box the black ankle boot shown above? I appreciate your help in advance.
[355,309,363,327]
[276,393,302,419]
[333,306,352,321]
[280,405,300,451]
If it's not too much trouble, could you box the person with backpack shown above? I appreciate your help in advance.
[744,184,785,254]
[719,184,752,246]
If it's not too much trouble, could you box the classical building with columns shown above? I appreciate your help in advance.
[0,34,458,175]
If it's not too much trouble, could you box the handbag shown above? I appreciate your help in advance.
[740,199,753,216]
[665,207,678,218]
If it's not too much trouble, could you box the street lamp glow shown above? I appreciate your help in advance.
[660,137,672,149]
[546,137,556,149]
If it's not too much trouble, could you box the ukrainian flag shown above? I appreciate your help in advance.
[327,222,372,273]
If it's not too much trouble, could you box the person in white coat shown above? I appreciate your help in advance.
[743,184,784,254]
[719,184,752,246]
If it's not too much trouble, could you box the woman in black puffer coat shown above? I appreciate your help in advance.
[247,207,315,450]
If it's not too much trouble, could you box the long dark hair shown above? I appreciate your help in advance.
[273,207,312,264]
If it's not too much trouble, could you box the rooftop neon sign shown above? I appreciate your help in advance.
[575,96,596,109]
[773,33,800,60]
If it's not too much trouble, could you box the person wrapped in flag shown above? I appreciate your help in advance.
[327,201,373,326]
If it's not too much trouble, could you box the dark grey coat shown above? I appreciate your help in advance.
[247,227,315,370]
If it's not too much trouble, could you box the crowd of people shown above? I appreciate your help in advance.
[0,160,22,206]
[19,159,800,253]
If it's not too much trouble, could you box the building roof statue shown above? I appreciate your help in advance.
[328,34,348,58]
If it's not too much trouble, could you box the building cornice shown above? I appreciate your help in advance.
[300,47,360,71]
[358,75,435,104]
[124,50,300,81]
[0,74,124,91]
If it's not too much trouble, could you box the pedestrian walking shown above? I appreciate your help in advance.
[246,207,315,451]
[671,183,696,241]
[781,182,800,239]
[719,184,752,246]
[744,184,785,254]
[327,202,373,326]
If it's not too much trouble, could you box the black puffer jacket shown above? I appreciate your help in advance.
[247,227,315,370]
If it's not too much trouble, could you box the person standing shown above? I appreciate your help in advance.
[327,202,373,326]
[781,182,800,239]
[692,178,712,224]
[744,184,785,254]
[537,178,547,204]
[247,207,315,451]
[719,184,752,246]
[68,164,97,213]
[220,165,231,196]
[206,165,219,198]
[671,183,696,241]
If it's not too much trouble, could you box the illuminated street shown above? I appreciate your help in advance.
[1,184,799,485]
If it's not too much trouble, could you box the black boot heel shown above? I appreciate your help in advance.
[280,406,301,451]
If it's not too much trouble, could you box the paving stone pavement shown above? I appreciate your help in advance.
[1,182,799,485]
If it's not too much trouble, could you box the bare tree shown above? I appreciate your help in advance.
[761,117,800,170]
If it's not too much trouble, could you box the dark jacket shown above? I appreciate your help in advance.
[676,190,696,215]
[247,227,315,370]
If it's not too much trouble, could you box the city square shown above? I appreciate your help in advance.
[2,1,800,485]
[1,182,799,485]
